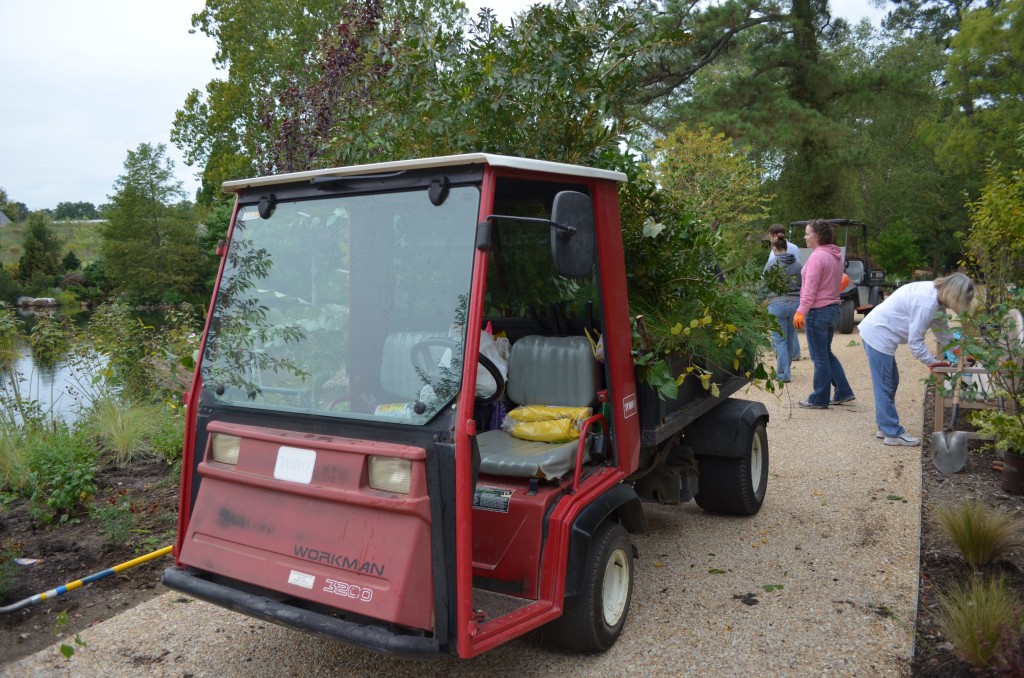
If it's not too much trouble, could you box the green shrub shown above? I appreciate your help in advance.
[151,406,185,465]
[89,489,139,547]
[939,575,1022,669]
[936,500,1024,569]
[22,426,98,524]
[84,395,158,466]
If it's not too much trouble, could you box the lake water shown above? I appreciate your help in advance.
[0,310,103,425]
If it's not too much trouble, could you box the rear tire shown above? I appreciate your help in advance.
[838,298,855,334]
[695,420,769,516]
[547,521,633,652]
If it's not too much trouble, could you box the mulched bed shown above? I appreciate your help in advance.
[912,385,1024,676]
[0,459,178,664]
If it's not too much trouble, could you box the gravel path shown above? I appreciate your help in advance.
[4,328,924,677]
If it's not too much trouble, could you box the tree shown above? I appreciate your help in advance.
[61,250,82,272]
[17,212,63,284]
[0,187,13,222]
[650,1,905,220]
[883,0,987,44]
[964,161,1024,294]
[172,0,447,201]
[53,201,100,221]
[650,123,772,266]
[250,0,658,174]
[101,143,203,302]
[0,189,28,222]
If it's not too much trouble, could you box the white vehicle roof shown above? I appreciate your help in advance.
[222,153,628,193]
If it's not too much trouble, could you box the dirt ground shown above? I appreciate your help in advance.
[912,385,1024,676]
[0,459,178,664]
[2,386,1023,672]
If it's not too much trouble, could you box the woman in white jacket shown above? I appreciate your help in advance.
[858,273,975,446]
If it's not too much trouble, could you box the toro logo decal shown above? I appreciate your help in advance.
[622,394,637,419]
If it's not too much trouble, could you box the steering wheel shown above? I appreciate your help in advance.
[411,337,506,405]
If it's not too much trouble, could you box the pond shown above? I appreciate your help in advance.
[0,309,103,425]
[1,340,100,424]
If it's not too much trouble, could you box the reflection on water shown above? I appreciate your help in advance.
[0,340,102,423]
[0,310,103,425]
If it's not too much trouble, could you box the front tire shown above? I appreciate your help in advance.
[838,298,855,334]
[547,521,633,652]
[695,420,769,515]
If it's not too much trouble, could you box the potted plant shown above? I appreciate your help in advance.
[958,290,1024,494]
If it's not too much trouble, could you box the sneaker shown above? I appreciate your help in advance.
[884,432,920,446]
[830,394,856,405]
[799,399,828,409]
[876,429,884,439]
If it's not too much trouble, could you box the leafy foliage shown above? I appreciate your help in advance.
[651,123,772,266]
[964,162,1024,291]
[17,212,62,284]
[100,143,203,303]
[870,220,926,279]
[53,202,100,221]
[22,426,98,525]
[89,489,139,547]
[956,290,1024,454]
[622,164,778,397]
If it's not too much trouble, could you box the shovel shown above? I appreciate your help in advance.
[931,375,970,474]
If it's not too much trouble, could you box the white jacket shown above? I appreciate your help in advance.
[858,281,953,365]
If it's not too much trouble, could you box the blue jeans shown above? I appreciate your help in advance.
[767,299,799,381]
[864,341,903,436]
[805,305,854,406]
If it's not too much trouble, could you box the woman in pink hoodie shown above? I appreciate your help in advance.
[796,219,855,409]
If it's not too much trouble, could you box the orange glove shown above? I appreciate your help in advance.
[839,273,851,292]
[794,312,805,330]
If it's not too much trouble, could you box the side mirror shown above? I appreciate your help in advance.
[550,191,595,278]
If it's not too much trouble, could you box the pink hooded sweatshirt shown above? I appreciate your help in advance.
[797,244,843,316]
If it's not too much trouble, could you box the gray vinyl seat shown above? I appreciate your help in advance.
[844,259,865,286]
[477,335,600,480]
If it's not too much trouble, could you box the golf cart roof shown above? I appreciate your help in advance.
[222,153,629,193]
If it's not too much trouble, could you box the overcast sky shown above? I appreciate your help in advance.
[0,0,885,211]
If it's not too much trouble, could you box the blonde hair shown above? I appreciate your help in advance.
[934,273,975,314]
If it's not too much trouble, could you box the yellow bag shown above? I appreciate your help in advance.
[504,418,579,443]
[502,406,592,443]
[505,406,592,423]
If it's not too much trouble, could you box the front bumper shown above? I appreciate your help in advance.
[162,566,442,660]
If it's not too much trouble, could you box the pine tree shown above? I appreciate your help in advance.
[100,143,202,302]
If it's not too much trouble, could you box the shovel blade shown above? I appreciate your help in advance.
[931,430,970,474]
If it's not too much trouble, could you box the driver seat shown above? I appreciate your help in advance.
[380,331,447,400]
[476,335,600,480]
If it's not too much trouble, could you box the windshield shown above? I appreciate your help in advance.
[201,186,480,424]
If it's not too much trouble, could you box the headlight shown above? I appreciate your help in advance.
[368,456,412,494]
[210,433,241,465]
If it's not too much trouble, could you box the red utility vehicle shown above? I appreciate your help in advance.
[163,154,769,658]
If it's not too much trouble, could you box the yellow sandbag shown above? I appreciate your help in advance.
[504,418,579,443]
[505,406,592,423]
